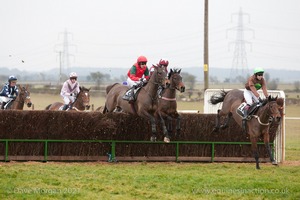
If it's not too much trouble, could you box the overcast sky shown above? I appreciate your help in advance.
[0,0,299,74]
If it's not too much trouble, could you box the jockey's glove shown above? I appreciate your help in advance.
[139,78,147,82]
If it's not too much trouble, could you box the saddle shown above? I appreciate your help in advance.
[123,86,143,102]
[236,102,261,119]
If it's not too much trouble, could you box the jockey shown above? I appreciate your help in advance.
[150,58,169,98]
[60,72,80,110]
[0,75,19,109]
[123,56,150,102]
[243,67,269,121]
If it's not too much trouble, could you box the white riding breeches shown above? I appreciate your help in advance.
[243,89,259,105]
[61,95,76,105]
[0,96,11,103]
[126,77,142,87]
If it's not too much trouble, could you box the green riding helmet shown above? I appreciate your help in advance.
[253,67,264,74]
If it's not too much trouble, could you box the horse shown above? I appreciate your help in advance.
[45,86,91,111]
[209,89,283,169]
[103,64,167,142]
[4,85,32,110]
[156,68,185,142]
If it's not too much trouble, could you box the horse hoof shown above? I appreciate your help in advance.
[220,125,227,129]
[164,137,170,143]
[212,127,219,133]
[272,161,278,165]
[150,136,157,142]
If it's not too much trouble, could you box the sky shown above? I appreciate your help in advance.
[0,0,299,74]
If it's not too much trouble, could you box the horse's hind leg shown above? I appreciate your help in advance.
[212,109,221,132]
[220,112,232,129]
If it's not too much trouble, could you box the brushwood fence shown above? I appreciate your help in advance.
[0,110,281,162]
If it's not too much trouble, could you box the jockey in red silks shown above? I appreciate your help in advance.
[123,56,150,102]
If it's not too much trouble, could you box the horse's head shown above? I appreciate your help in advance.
[266,95,282,123]
[18,85,32,108]
[77,86,91,110]
[150,64,167,88]
[168,68,185,93]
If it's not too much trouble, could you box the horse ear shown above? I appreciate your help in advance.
[178,69,181,74]
[79,86,82,90]
[170,69,173,73]
[88,87,91,91]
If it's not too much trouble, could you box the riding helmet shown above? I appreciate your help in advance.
[254,67,264,74]
[69,72,78,79]
[137,56,147,64]
[159,59,169,66]
[8,75,17,82]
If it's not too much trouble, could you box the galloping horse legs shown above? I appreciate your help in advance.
[157,112,171,143]
[251,137,260,169]
[264,133,278,165]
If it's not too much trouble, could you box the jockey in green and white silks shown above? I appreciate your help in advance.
[243,67,269,119]
[60,72,80,110]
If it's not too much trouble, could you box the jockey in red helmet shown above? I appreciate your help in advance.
[123,56,150,102]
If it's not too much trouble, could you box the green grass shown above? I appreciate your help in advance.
[0,162,299,200]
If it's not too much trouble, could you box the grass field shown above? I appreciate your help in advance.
[2,92,299,199]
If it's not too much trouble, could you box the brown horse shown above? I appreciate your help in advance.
[103,65,166,142]
[209,89,283,169]
[156,68,185,142]
[45,86,91,111]
[5,85,32,110]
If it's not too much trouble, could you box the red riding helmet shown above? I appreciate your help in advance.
[159,59,169,66]
[137,56,147,63]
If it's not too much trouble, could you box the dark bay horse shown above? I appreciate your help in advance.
[103,65,166,142]
[209,89,283,169]
[5,85,32,110]
[45,86,90,111]
[156,68,185,142]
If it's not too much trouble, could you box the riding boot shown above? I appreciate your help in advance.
[1,102,5,110]
[62,104,69,111]
[128,87,135,103]
[122,87,134,102]
[4,100,13,109]
[157,86,163,98]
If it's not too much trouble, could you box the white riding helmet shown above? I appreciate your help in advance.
[69,72,78,79]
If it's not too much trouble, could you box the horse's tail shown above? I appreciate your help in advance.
[45,104,52,110]
[106,83,120,94]
[209,89,228,105]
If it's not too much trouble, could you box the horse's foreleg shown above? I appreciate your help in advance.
[264,133,277,165]
[174,112,181,137]
[155,110,171,143]
[149,116,157,142]
[220,112,232,129]
[251,137,260,169]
